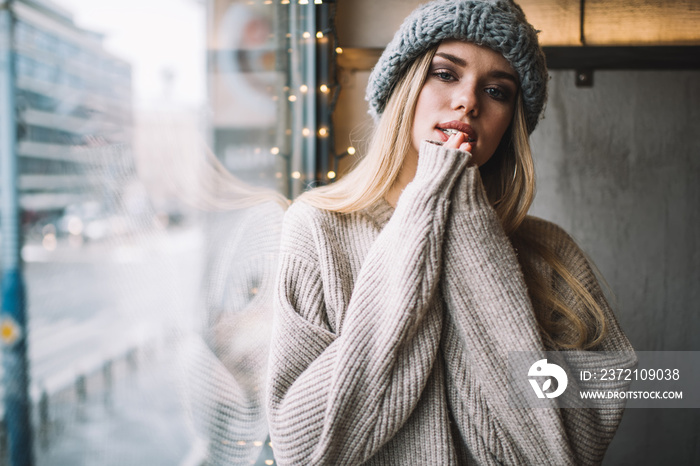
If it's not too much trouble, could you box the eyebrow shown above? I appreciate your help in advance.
[434,52,518,84]
[435,52,466,67]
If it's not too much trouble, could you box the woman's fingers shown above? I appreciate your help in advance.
[444,132,472,154]
[460,141,473,152]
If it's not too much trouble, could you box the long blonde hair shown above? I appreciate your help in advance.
[301,47,607,350]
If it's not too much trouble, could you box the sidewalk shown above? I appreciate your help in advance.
[34,344,195,466]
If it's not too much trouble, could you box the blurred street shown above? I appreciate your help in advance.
[2,224,205,465]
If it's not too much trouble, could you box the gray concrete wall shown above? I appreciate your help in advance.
[530,69,700,465]
[530,70,700,353]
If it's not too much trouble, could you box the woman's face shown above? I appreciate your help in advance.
[411,40,518,166]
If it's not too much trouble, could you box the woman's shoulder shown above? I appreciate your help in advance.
[282,199,351,236]
[280,200,361,259]
[520,215,599,283]
[520,215,580,252]
[280,201,329,260]
[281,198,388,263]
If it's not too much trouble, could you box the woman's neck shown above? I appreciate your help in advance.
[384,150,418,208]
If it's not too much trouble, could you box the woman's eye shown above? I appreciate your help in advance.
[485,87,508,100]
[432,70,455,82]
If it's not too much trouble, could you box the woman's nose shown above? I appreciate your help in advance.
[452,85,479,118]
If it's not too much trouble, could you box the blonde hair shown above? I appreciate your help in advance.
[297,49,436,212]
[301,47,607,350]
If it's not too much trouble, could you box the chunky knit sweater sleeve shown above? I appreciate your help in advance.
[439,164,635,465]
[267,141,471,465]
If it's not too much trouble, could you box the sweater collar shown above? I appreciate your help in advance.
[363,197,395,230]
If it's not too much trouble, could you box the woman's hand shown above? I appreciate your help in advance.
[443,131,473,153]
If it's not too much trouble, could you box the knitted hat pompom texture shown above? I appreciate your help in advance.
[365,0,548,134]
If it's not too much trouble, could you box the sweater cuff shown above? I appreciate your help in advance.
[450,165,493,213]
[410,140,472,193]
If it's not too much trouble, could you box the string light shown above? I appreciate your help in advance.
[318,127,328,137]
[299,0,308,4]
[265,461,274,466]
[300,84,308,93]
[302,128,311,137]
[335,47,343,54]
[291,171,301,179]
[43,233,57,251]
[319,84,329,93]
[271,147,280,155]
[314,0,323,4]
[327,171,336,179]
[347,146,356,155]
[316,31,324,39]
[281,0,289,4]
[288,95,297,102]
[302,31,311,39]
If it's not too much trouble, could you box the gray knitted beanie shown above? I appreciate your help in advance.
[366,0,548,134]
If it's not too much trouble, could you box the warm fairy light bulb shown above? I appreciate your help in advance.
[288,95,297,102]
[335,47,343,54]
[302,31,311,39]
[347,146,356,155]
[43,233,57,251]
[271,147,280,155]
[281,0,289,3]
[291,171,301,179]
[316,31,324,39]
[299,0,308,4]
[319,84,329,93]
[314,0,322,4]
[300,84,308,93]
[302,128,311,137]
[327,171,336,179]
[318,127,328,137]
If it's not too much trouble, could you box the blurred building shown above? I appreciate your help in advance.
[207,0,291,195]
[2,0,132,234]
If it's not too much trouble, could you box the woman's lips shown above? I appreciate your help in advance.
[437,121,476,142]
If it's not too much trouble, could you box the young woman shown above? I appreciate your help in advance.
[267,0,635,464]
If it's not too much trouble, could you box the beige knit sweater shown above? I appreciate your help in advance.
[267,141,635,465]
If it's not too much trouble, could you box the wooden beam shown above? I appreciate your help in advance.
[336,46,700,71]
